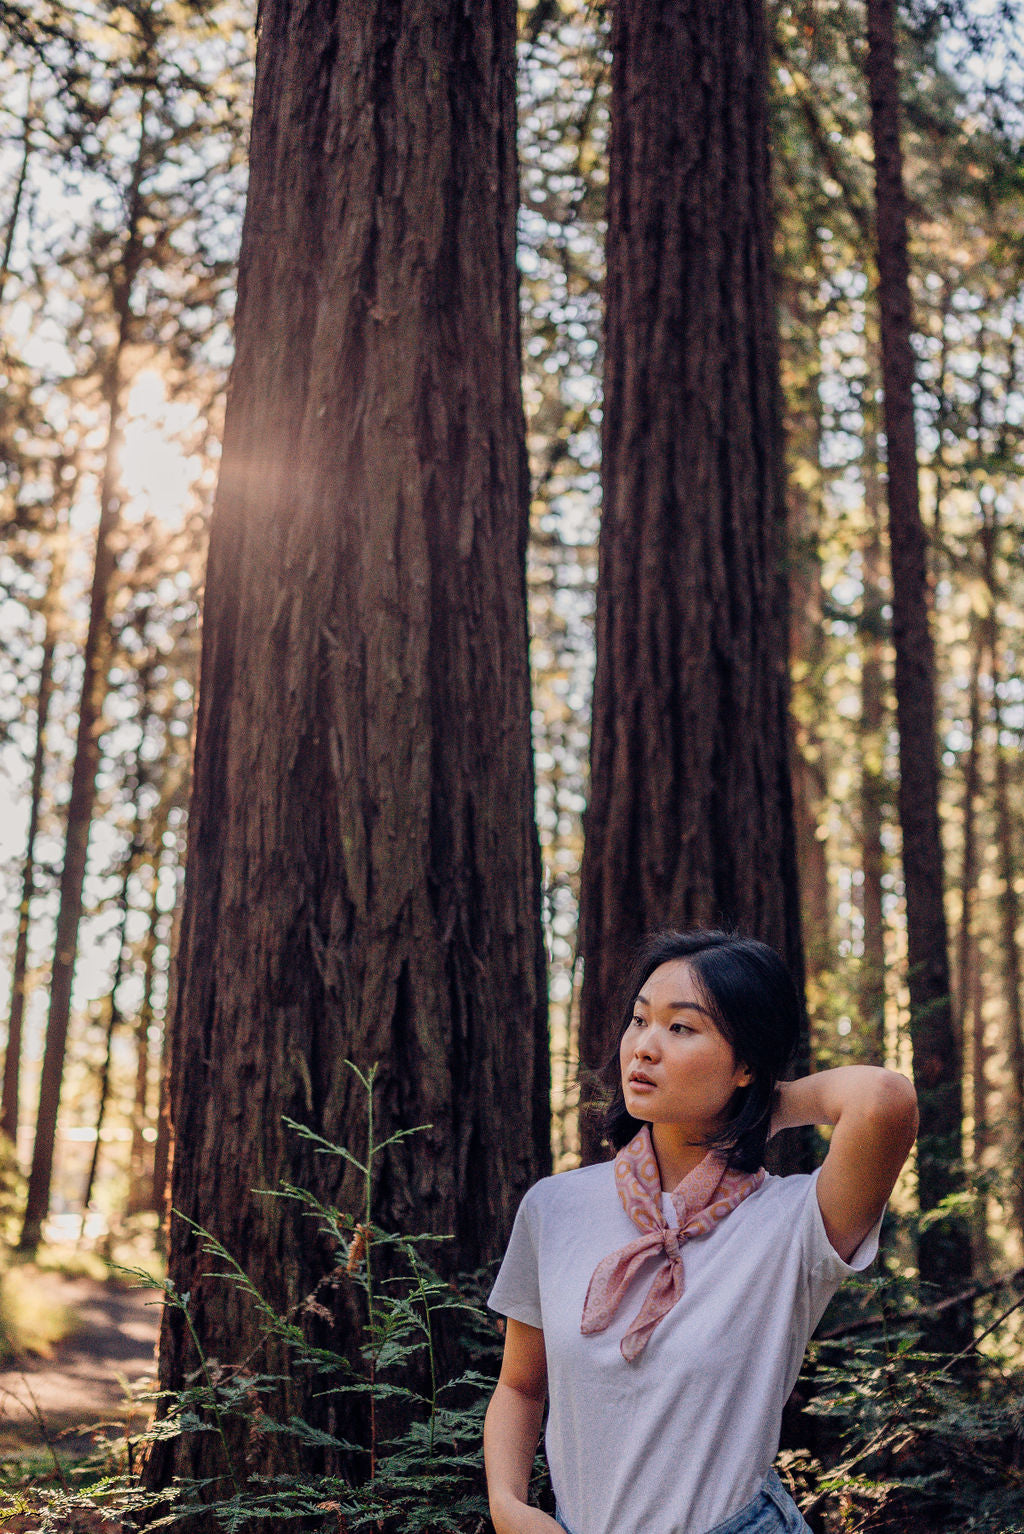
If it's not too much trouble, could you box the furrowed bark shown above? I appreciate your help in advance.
[147,0,548,1503]
[579,0,807,1163]
[865,0,971,1344]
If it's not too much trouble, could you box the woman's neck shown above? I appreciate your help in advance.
[650,1123,713,1190]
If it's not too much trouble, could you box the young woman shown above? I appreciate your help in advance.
[484,929,918,1534]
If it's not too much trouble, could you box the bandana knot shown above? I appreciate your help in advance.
[580,1125,765,1361]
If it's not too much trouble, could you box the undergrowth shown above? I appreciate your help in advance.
[1,1070,1022,1532]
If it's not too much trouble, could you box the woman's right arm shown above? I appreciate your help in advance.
[484,1318,561,1534]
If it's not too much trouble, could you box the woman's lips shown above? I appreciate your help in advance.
[628,1075,656,1091]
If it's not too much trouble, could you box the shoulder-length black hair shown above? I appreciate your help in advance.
[600,928,801,1173]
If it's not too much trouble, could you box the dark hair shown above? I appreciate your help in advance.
[602,928,801,1173]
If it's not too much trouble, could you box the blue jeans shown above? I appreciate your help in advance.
[555,1469,812,1534]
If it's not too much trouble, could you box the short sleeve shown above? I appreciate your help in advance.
[802,1165,883,1281]
[487,1188,544,1329]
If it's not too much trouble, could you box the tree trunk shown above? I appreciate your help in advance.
[2,495,71,1148]
[149,862,182,1234]
[0,64,33,310]
[784,300,832,1020]
[80,653,155,1227]
[79,871,133,1234]
[955,623,986,1269]
[791,748,830,1013]
[859,434,888,1066]
[968,937,991,1276]
[864,0,971,1344]
[988,628,1024,1245]
[954,623,985,1041]
[578,0,806,1162]
[147,0,547,1500]
[127,851,165,1217]
[17,109,149,1250]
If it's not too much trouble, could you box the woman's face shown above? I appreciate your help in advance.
[619,959,752,1136]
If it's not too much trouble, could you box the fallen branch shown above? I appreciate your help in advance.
[819,1265,1024,1340]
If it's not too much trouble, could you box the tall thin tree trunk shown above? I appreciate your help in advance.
[0,64,33,310]
[80,653,155,1227]
[19,105,150,1253]
[578,0,806,1165]
[791,749,831,1011]
[969,939,991,1276]
[127,851,165,1216]
[79,862,134,1233]
[148,1,548,1498]
[149,861,182,1233]
[954,625,985,1039]
[859,427,888,1066]
[2,495,72,1147]
[785,307,832,1016]
[955,625,987,1269]
[953,344,990,1039]
[987,624,1024,1245]
[865,0,971,1343]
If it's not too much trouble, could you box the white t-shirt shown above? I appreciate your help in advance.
[488,1160,881,1534]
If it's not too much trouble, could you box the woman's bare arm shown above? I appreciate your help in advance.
[771,1066,918,1261]
[484,1319,561,1534]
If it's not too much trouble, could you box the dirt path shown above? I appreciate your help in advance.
[0,1272,162,1460]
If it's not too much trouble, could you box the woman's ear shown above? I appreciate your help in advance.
[735,1063,754,1089]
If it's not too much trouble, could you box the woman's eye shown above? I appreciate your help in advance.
[631,1014,646,1028]
[670,1022,693,1034]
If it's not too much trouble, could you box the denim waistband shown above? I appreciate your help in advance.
[704,1469,809,1534]
[554,1467,810,1534]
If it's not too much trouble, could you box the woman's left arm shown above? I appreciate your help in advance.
[771,1066,919,1262]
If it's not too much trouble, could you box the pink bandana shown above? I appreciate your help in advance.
[580,1125,766,1361]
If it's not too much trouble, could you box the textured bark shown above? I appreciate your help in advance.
[18,106,149,1248]
[865,0,971,1340]
[148,0,547,1501]
[2,504,69,1148]
[579,0,806,1163]
[859,448,888,1066]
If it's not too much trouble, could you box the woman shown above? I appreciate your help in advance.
[483,929,918,1534]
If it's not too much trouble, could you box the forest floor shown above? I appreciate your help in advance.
[0,1271,161,1461]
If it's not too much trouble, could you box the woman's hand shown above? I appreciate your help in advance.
[490,1494,562,1534]
[769,1066,918,1261]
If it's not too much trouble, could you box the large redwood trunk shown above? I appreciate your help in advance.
[148,0,548,1502]
[865,0,971,1343]
[578,0,806,1160]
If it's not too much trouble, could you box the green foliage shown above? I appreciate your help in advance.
[798,1281,1024,1532]
[2,1067,1023,1532]
[0,1061,508,1532]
